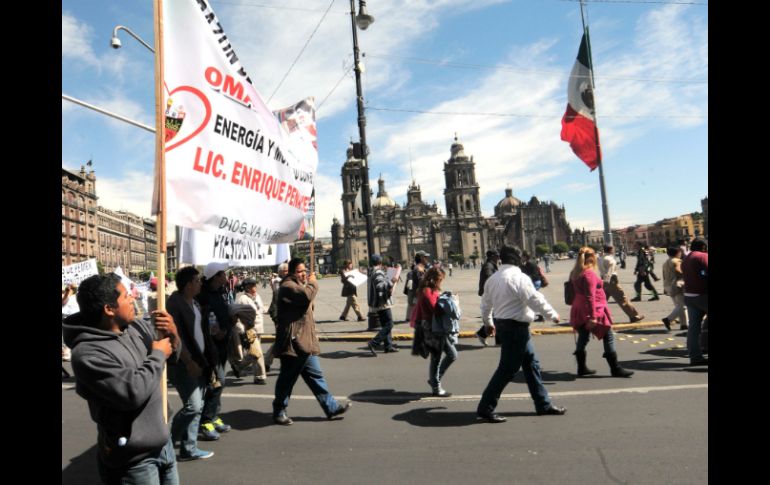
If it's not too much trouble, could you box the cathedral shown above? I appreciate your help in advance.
[330,136,573,266]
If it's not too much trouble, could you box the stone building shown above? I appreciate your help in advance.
[331,136,573,267]
[62,166,99,266]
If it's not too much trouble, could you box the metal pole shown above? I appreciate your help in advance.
[579,2,612,246]
[350,0,379,330]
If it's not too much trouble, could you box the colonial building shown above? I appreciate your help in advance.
[701,197,708,238]
[331,136,573,267]
[62,166,99,266]
[96,207,134,273]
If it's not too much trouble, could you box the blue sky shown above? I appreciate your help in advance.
[62,0,708,240]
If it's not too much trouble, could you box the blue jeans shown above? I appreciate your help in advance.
[575,327,616,355]
[477,323,552,415]
[685,294,708,361]
[273,354,341,418]
[371,308,394,349]
[168,363,206,456]
[429,335,458,387]
[97,437,178,485]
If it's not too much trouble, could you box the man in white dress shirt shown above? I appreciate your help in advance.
[476,245,566,423]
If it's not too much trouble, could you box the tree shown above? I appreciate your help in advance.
[96,260,105,275]
[449,253,465,266]
[535,244,550,257]
[552,242,569,254]
[358,258,368,268]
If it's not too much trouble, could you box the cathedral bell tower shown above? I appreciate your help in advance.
[443,134,481,220]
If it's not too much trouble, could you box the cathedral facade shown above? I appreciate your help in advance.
[330,136,572,266]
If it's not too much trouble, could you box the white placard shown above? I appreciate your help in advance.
[179,226,290,266]
[62,259,98,285]
[344,269,368,288]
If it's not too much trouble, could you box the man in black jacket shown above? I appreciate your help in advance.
[632,243,660,301]
[475,249,499,346]
[338,260,365,321]
[166,267,217,461]
[63,273,181,483]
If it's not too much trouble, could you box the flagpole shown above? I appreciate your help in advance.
[153,0,169,423]
[580,1,613,247]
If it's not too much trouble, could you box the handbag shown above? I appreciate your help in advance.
[564,280,575,305]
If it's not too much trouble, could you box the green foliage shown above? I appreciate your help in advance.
[552,242,569,254]
[535,244,550,257]
[96,260,105,275]
[358,259,368,268]
[449,253,465,265]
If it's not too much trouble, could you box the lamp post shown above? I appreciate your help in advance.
[349,0,380,330]
[111,25,155,53]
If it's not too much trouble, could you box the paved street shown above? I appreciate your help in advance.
[62,256,707,484]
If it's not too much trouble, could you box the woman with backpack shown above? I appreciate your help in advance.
[411,267,459,397]
[569,247,634,378]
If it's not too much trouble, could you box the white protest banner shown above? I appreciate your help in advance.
[179,227,291,266]
[344,270,368,288]
[159,0,318,244]
[62,259,98,285]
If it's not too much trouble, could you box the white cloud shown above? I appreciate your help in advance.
[95,170,154,218]
[62,12,96,66]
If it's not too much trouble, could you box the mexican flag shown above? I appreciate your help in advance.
[561,32,601,171]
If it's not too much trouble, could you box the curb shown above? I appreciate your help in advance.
[259,321,665,343]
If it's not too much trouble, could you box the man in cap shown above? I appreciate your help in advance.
[366,254,400,355]
[405,251,430,323]
[194,262,233,441]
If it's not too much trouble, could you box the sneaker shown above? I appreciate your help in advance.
[630,315,645,323]
[198,422,220,441]
[178,449,214,461]
[476,331,488,347]
[661,317,671,331]
[328,402,352,420]
[212,417,231,433]
[254,377,267,385]
[432,388,452,397]
[273,414,293,426]
[384,346,399,353]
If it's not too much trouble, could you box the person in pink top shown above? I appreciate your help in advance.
[411,268,456,397]
[569,247,633,378]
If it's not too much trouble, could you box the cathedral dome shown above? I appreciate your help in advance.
[450,133,466,159]
[372,177,396,208]
[495,188,522,213]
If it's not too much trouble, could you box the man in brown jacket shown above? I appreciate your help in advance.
[271,258,351,425]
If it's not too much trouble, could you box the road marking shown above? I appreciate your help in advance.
[63,383,707,402]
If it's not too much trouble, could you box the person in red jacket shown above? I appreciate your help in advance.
[569,247,633,378]
[682,238,708,366]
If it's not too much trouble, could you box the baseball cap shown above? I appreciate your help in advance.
[203,262,229,279]
[370,254,383,265]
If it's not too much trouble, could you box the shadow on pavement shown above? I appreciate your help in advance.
[618,328,669,336]
[320,350,378,359]
[220,409,275,430]
[455,343,487,352]
[62,445,100,485]
[348,388,425,405]
[392,407,535,427]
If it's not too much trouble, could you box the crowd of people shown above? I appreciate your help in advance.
[62,236,707,483]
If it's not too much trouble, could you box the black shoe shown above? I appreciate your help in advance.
[536,405,567,416]
[339,315,348,321]
[384,346,400,353]
[328,402,351,420]
[273,414,293,426]
[357,316,366,322]
[648,295,660,301]
[662,317,671,330]
[630,296,641,302]
[475,331,488,347]
[366,341,378,356]
[477,412,507,423]
[231,363,241,378]
[534,315,545,322]
[690,358,708,366]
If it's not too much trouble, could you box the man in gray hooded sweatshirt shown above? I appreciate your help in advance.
[63,273,181,484]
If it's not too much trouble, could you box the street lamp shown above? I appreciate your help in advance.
[349,0,379,330]
[111,25,155,53]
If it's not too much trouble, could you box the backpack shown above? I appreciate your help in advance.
[564,280,575,305]
[432,291,461,335]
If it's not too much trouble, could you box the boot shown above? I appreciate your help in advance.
[574,349,596,377]
[604,352,634,378]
